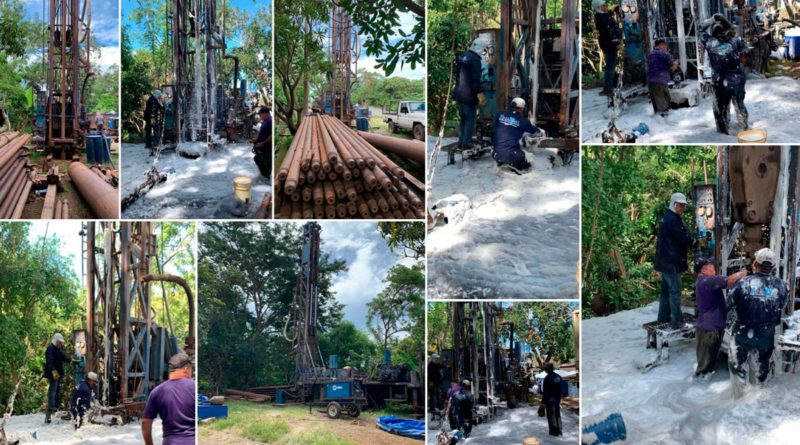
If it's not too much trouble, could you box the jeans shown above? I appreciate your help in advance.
[729,325,775,398]
[47,377,61,412]
[602,48,618,93]
[657,271,683,329]
[457,101,478,150]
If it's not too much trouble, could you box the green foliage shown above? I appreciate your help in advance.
[376,221,425,261]
[198,222,347,393]
[86,65,120,113]
[318,320,378,370]
[0,223,83,415]
[582,146,716,316]
[366,264,425,354]
[500,302,576,365]
[351,71,423,109]
[338,0,425,76]
[151,222,196,346]
[121,29,154,139]
[0,0,45,131]
[274,0,330,134]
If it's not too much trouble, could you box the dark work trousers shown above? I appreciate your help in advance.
[712,80,748,134]
[657,271,684,329]
[648,83,671,114]
[602,48,618,93]
[47,377,61,413]
[695,328,723,376]
[728,325,774,398]
[145,120,154,149]
[429,384,444,412]
[546,402,562,436]
[457,101,478,150]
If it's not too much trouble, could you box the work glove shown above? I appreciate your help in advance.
[477,92,487,107]
[52,370,60,381]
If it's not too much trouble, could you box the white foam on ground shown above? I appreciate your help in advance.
[581,76,800,143]
[582,302,800,444]
[2,412,164,445]
[121,143,271,219]
[426,405,579,445]
[426,138,579,299]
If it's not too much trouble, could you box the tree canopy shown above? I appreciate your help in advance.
[582,146,717,316]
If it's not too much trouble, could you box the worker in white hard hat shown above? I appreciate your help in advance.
[654,192,697,329]
[44,332,76,424]
[726,247,788,398]
[70,371,98,430]
[450,36,489,164]
[595,0,621,96]
[144,89,164,153]
[490,97,543,175]
[427,353,444,415]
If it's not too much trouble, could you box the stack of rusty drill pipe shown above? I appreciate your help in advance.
[275,115,424,219]
[0,133,33,219]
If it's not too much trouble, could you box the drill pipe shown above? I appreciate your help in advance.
[69,161,119,219]
[356,131,425,164]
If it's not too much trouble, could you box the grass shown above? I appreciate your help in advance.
[242,419,291,443]
[284,427,355,445]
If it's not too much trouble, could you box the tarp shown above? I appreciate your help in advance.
[376,415,425,441]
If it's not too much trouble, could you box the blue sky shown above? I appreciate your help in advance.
[122,0,271,51]
[22,0,119,71]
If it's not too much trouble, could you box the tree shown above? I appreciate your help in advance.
[274,0,329,135]
[338,0,425,76]
[198,222,347,392]
[377,221,425,261]
[366,264,425,350]
[318,320,378,370]
[121,29,154,138]
[501,302,576,366]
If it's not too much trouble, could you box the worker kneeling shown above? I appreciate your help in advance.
[726,248,787,398]
[491,98,542,175]
[70,372,98,430]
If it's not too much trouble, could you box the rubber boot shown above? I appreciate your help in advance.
[45,410,51,424]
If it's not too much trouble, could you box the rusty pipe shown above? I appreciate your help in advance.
[356,130,425,164]
[69,161,119,219]
[142,274,195,350]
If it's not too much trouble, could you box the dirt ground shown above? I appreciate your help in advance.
[20,147,119,219]
[198,401,420,445]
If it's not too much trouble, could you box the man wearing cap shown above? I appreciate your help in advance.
[252,106,272,177]
[542,363,563,436]
[490,98,543,174]
[144,89,164,152]
[693,258,747,378]
[142,353,196,445]
[726,248,787,397]
[654,193,696,330]
[446,379,475,437]
[595,1,621,96]
[646,39,678,116]
[451,37,487,164]
[70,372,98,430]
[699,13,749,134]
[44,333,75,424]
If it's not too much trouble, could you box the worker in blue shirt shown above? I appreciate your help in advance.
[491,98,542,174]
[451,38,487,164]
[252,106,272,177]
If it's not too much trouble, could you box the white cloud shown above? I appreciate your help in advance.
[92,46,120,72]
[355,55,424,80]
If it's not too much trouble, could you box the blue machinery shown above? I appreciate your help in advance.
[81,222,195,420]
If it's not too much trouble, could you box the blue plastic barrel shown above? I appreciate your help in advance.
[86,135,100,164]
[102,137,112,163]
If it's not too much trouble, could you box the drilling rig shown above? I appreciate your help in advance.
[325,5,359,123]
[77,221,195,421]
[46,0,93,158]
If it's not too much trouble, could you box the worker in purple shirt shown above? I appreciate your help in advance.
[646,39,678,117]
[693,257,746,378]
[142,353,196,445]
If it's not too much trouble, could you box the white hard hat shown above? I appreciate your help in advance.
[87,372,99,382]
[669,192,688,212]
[462,379,471,387]
[511,97,526,109]
[470,36,490,54]
[52,333,65,345]
[755,248,777,266]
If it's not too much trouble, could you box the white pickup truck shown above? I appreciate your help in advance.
[383,100,425,141]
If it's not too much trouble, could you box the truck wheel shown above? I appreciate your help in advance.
[413,123,424,141]
[347,404,361,418]
[326,402,342,419]
[388,121,397,133]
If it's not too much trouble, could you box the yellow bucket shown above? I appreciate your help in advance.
[522,438,541,445]
[737,129,767,143]
[233,176,253,203]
